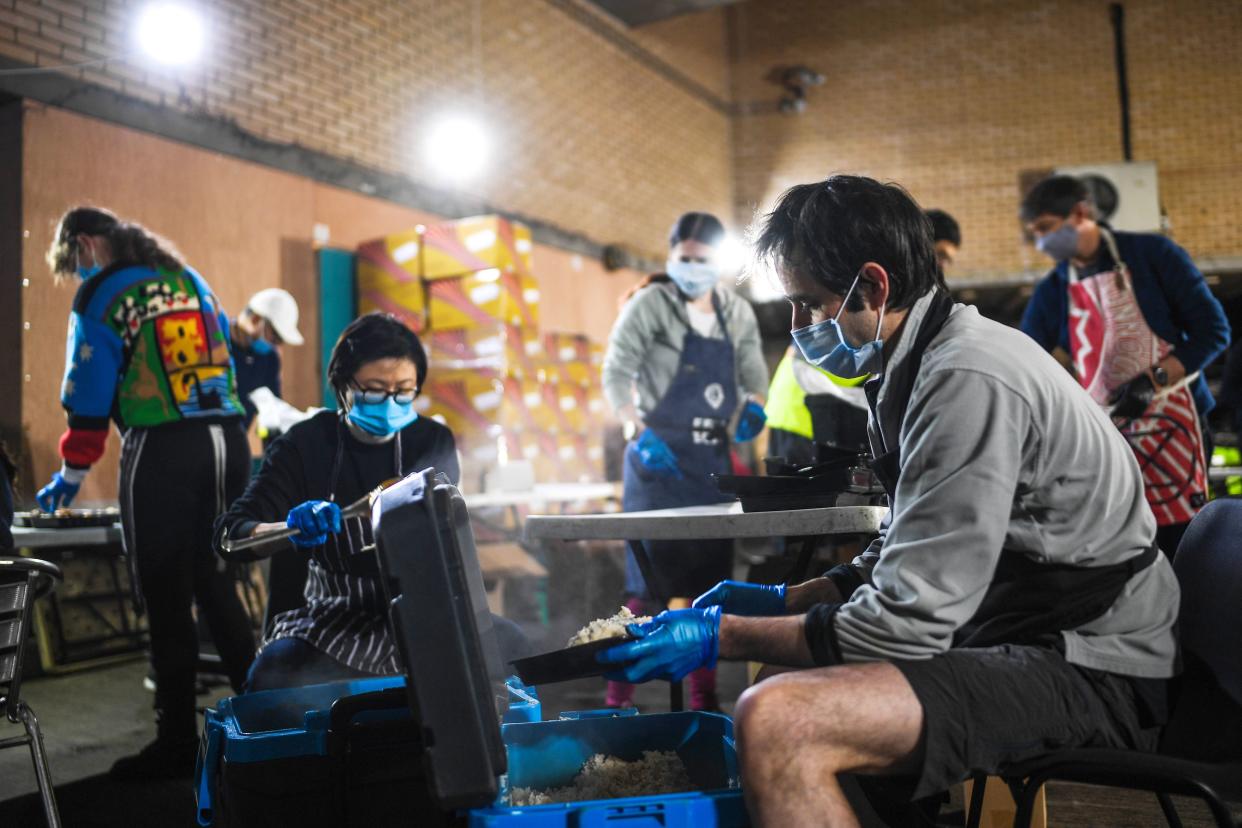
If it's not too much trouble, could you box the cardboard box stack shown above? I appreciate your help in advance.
[356,229,425,333]
[358,215,606,490]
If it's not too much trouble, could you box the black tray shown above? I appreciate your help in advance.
[511,635,639,686]
[14,508,121,529]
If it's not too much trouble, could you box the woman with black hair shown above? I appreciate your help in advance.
[216,313,484,692]
[601,212,770,711]
[41,206,255,779]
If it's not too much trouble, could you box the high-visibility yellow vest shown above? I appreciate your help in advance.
[765,350,815,440]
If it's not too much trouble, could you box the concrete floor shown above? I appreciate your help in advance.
[0,658,234,801]
[1,656,1238,827]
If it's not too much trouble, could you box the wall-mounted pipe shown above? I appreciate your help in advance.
[1110,3,1133,161]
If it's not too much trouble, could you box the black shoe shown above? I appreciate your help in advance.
[109,735,199,780]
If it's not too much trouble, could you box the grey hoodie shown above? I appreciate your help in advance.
[602,281,769,418]
[817,291,1179,679]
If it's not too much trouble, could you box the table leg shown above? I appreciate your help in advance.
[666,597,691,713]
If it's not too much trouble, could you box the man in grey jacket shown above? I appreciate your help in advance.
[600,175,1179,827]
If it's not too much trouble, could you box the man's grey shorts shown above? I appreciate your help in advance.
[892,644,1159,798]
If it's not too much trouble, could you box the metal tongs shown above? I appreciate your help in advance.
[219,484,386,555]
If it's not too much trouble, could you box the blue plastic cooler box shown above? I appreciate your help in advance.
[197,468,752,827]
[198,682,747,828]
[195,675,428,827]
[475,709,747,827]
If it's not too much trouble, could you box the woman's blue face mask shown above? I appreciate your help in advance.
[790,270,885,380]
[346,389,418,436]
[76,246,100,280]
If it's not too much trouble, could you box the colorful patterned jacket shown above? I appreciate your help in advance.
[58,262,244,475]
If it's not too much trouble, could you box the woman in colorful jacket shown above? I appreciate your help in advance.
[41,207,255,779]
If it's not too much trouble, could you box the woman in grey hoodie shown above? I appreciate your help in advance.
[601,212,769,710]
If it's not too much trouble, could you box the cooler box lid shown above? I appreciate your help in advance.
[372,468,508,810]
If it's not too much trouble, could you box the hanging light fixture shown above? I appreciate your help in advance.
[134,2,206,66]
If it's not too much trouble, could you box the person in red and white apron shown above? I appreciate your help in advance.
[1020,175,1230,558]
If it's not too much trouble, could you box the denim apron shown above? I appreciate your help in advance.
[622,292,737,600]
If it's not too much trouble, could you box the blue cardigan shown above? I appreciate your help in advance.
[1020,230,1230,415]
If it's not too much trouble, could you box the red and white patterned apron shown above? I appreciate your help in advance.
[1067,230,1207,527]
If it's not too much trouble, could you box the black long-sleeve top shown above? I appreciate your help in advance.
[214,410,459,674]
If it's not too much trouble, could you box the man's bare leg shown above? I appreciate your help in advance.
[734,662,923,828]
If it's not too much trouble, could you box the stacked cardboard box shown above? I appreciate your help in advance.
[358,215,605,489]
[356,229,425,332]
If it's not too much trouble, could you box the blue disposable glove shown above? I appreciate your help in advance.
[635,430,682,479]
[36,472,81,513]
[286,500,342,547]
[597,606,720,683]
[693,579,786,616]
[734,400,767,443]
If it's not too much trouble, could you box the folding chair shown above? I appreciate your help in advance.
[0,556,64,828]
[968,499,1242,828]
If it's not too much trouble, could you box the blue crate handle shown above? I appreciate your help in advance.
[195,708,224,826]
[558,708,640,720]
[579,801,691,827]
[504,677,542,724]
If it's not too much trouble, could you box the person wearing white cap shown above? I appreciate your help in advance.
[230,288,304,429]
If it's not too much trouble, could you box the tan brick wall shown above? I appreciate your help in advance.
[728,0,1242,282]
[18,104,647,502]
[630,6,731,103]
[1,0,735,260]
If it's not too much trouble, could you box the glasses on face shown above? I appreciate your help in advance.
[353,387,417,405]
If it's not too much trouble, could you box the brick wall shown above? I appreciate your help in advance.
[17,104,647,502]
[5,0,1239,281]
[0,0,735,260]
[728,0,1242,281]
[630,6,731,103]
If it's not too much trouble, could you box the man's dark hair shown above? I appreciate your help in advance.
[1020,175,1089,223]
[668,212,725,249]
[754,175,939,310]
[925,209,961,247]
[327,313,428,409]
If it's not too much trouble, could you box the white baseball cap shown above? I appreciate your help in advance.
[247,288,304,346]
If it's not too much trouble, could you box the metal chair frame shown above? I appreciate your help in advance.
[0,556,64,828]
[965,755,1240,828]
[964,498,1242,828]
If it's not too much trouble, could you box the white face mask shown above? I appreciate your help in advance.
[666,258,720,299]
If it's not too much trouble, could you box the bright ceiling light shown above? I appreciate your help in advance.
[135,2,205,66]
[738,265,787,303]
[717,233,748,276]
[424,114,490,182]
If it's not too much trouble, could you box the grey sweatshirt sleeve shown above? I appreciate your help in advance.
[730,296,770,399]
[806,366,1032,664]
[602,289,660,415]
[823,513,887,600]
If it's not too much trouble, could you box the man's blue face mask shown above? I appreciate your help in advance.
[1035,221,1080,262]
[251,337,275,356]
[346,390,419,437]
[790,269,885,380]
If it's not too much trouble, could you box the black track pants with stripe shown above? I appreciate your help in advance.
[119,419,255,740]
